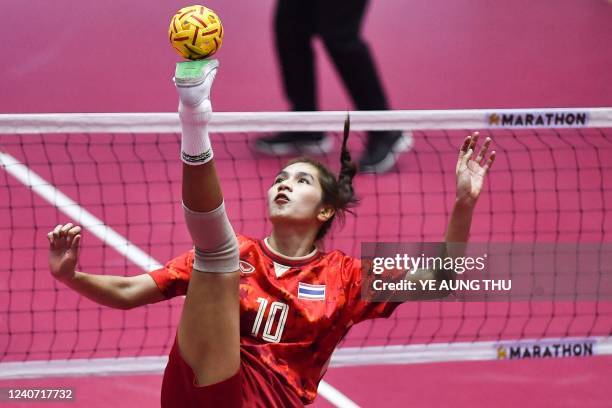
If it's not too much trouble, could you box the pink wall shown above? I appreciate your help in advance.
[1,0,611,113]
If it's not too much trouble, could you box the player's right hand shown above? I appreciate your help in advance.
[48,223,82,282]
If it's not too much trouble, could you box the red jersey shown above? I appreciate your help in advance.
[150,234,399,405]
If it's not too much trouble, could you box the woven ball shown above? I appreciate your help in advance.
[169,5,223,60]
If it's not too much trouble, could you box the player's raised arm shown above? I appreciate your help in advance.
[47,223,164,309]
[404,132,496,299]
[445,132,495,242]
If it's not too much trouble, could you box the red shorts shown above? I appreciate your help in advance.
[161,338,304,407]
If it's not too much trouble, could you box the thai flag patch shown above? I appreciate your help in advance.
[298,282,326,300]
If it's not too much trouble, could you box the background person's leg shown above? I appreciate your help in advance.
[316,0,410,173]
[275,0,317,111]
[255,0,329,156]
[316,0,388,111]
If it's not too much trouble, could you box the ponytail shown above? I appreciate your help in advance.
[337,115,358,214]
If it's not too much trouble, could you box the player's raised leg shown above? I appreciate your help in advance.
[173,59,240,387]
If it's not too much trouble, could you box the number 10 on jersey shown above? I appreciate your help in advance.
[251,297,289,343]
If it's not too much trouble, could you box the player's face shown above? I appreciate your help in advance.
[268,162,326,227]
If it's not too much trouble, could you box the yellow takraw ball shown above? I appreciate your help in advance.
[169,5,223,60]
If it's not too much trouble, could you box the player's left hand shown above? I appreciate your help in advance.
[455,132,496,207]
[48,223,82,282]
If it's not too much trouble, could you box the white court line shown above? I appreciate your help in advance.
[318,381,361,408]
[0,151,355,408]
[0,151,162,271]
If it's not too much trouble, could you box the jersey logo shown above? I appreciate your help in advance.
[273,262,291,278]
[239,260,255,274]
[298,282,326,300]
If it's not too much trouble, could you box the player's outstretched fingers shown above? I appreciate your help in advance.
[58,223,73,245]
[70,234,82,256]
[483,151,497,174]
[476,137,492,165]
[67,225,81,237]
[60,223,74,237]
[67,225,81,245]
[460,147,473,172]
[47,231,55,248]
[468,132,480,152]
[51,224,63,238]
[456,135,472,174]
[52,224,63,240]
[459,135,471,157]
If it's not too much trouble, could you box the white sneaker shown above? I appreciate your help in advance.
[174,59,219,108]
[359,131,414,174]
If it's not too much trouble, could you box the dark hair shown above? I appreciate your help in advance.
[286,116,358,241]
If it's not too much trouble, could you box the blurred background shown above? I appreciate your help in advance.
[1,0,611,114]
[1,1,612,407]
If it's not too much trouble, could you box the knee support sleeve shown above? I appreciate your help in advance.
[183,201,239,273]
